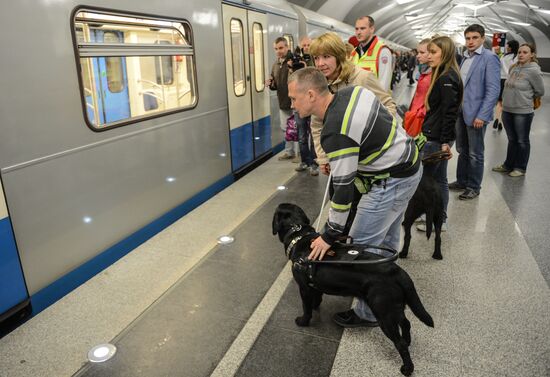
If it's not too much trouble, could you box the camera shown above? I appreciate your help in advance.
[286,51,305,71]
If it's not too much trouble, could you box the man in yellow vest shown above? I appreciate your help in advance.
[351,16,393,93]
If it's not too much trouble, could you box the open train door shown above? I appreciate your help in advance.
[222,4,271,172]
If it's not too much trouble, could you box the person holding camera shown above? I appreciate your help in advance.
[267,37,298,161]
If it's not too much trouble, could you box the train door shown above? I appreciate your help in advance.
[90,30,131,124]
[0,177,29,321]
[222,4,271,171]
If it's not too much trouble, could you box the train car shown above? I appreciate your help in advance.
[0,0,402,324]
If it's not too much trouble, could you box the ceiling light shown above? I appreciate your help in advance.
[277,185,287,190]
[535,9,550,15]
[396,0,415,3]
[509,21,531,26]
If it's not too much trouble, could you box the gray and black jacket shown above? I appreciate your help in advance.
[320,86,420,245]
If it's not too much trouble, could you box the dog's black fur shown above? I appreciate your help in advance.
[272,203,434,376]
[400,172,444,260]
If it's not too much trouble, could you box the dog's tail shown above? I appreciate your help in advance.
[400,272,434,328]
[425,208,434,240]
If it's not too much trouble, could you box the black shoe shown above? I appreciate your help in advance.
[492,119,499,129]
[459,188,479,200]
[448,181,466,191]
[332,309,379,328]
[498,122,503,131]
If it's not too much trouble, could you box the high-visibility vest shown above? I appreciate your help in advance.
[351,36,385,78]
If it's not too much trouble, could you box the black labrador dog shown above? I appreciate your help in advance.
[272,203,434,376]
[400,166,445,260]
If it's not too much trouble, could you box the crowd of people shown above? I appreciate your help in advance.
[269,17,545,328]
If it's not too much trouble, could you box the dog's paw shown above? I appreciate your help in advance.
[400,364,414,376]
[295,316,311,327]
[432,252,443,260]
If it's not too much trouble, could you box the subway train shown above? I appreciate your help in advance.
[0,0,406,323]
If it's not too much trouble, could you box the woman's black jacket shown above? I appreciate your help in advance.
[421,69,463,144]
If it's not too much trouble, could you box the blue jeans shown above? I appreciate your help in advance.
[501,111,534,172]
[295,112,317,166]
[455,114,487,192]
[422,141,450,221]
[349,168,422,321]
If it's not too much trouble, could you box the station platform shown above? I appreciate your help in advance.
[0,77,549,377]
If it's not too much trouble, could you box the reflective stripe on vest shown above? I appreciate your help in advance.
[351,37,385,77]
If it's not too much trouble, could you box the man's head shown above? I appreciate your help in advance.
[300,36,312,54]
[274,37,289,59]
[463,24,485,53]
[355,16,375,45]
[287,67,330,118]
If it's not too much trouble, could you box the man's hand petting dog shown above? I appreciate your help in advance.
[309,236,330,260]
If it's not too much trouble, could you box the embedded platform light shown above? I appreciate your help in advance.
[166,176,176,183]
[219,152,227,158]
[217,235,234,245]
[88,344,116,363]
[277,185,287,191]
[83,216,93,224]
[254,136,261,140]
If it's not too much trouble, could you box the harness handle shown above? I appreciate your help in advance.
[307,244,398,265]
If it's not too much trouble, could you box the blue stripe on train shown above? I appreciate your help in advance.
[0,217,28,316]
[30,174,234,315]
[230,122,254,171]
[231,115,272,171]
[253,115,272,157]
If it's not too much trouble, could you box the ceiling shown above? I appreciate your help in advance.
[288,0,550,53]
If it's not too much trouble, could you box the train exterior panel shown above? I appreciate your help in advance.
[0,1,232,304]
[0,0,382,319]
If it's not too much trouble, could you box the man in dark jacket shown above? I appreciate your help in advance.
[268,37,297,161]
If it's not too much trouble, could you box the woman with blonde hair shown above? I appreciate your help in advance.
[417,35,463,232]
[308,32,397,176]
[492,43,544,177]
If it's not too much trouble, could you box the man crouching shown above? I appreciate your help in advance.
[287,67,422,328]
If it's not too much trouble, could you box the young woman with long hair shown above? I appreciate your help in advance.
[417,36,463,232]
[492,43,545,177]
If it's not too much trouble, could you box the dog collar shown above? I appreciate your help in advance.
[285,234,304,259]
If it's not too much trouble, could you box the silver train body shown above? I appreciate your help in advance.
[0,0,399,319]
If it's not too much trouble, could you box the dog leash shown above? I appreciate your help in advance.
[315,171,332,232]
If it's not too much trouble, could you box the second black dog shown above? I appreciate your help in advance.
[272,203,434,376]
[400,171,444,260]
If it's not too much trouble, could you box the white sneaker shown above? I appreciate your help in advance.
[416,222,447,232]
[508,170,525,177]
[414,214,426,224]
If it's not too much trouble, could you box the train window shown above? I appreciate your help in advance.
[230,19,246,97]
[155,41,174,85]
[252,23,264,92]
[103,32,125,93]
[283,34,294,52]
[72,10,197,130]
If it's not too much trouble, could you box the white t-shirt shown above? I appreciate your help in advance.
[500,53,517,79]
